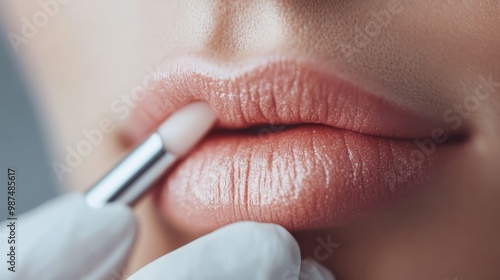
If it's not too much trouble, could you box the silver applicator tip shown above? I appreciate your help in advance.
[85,102,217,208]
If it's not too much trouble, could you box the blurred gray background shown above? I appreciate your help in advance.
[0,29,58,218]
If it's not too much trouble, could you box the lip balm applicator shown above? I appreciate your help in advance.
[85,102,217,208]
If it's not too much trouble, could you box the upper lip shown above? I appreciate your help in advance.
[128,56,450,141]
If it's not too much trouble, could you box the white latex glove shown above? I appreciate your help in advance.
[0,193,335,280]
[128,222,335,280]
[0,193,136,280]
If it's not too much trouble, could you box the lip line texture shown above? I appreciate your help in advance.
[129,56,449,141]
[128,56,460,232]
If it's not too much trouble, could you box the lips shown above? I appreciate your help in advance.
[128,56,463,232]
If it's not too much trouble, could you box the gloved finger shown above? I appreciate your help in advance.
[128,221,302,280]
[0,193,136,280]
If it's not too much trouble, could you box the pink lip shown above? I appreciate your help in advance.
[128,57,463,232]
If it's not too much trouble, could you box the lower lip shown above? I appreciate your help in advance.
[157,124,457,232]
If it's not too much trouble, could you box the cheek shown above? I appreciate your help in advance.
[390,2,500,70]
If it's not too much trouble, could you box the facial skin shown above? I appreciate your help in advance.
[2,1,500,279]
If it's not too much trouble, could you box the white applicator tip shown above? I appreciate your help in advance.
[158,102,217,156]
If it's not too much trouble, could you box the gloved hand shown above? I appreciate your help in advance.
[0,193,335,280]
[128,221,335,280]
[0,193,136,280]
